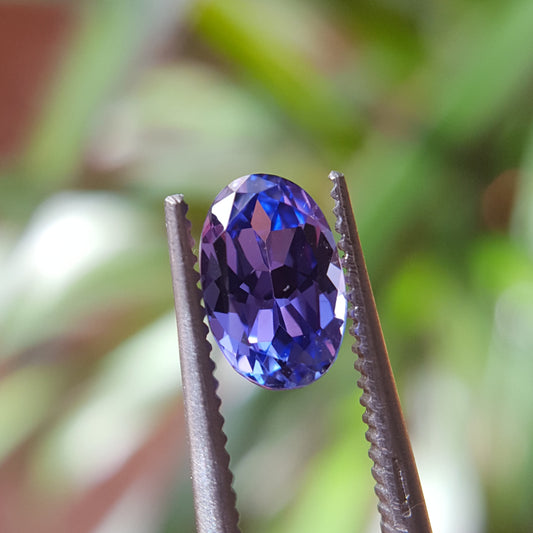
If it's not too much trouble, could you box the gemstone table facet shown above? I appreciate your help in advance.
[200,174,346,390]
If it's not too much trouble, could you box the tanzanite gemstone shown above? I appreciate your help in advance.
[200,174,346,390]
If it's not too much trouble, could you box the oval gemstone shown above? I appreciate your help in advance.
[200,174,346,390]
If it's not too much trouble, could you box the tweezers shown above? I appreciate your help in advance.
[165,171,433,533]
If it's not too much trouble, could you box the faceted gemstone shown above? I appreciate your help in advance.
[200,174,346,390]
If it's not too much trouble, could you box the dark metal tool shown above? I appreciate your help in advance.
[165,172,432,533]
[165,195,240,533]
[329,171,432,533]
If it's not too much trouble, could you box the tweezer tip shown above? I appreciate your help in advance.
[328,170,344,181]
[165,194,185,207]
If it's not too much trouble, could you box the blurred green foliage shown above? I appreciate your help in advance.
[1,0,532,532]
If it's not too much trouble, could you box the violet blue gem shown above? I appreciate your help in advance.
[200,174,346,390]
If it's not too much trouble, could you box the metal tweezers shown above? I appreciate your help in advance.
[165,171,433,533]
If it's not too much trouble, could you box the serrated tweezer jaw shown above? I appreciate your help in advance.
[165,195,240,533]
[330,171,432,533]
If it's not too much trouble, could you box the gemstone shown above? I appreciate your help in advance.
[200,174,346,390]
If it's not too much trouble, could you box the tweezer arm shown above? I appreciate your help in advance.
[330,172,432,533]
[165,195,240,533]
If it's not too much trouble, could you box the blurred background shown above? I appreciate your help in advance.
[1,1,532,532]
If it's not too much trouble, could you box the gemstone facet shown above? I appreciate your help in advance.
[200,174,346,390]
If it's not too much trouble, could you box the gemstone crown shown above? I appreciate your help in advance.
[200,173,346,390]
